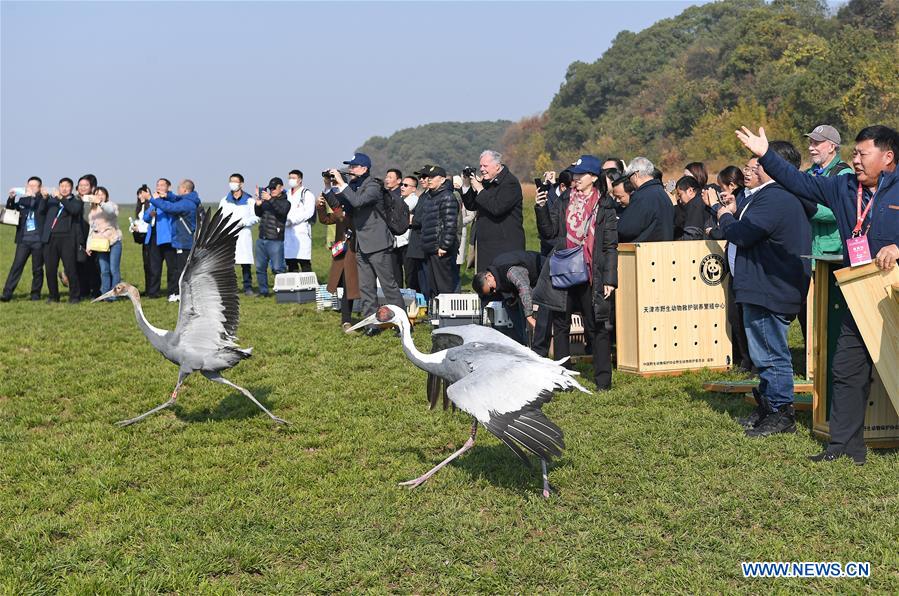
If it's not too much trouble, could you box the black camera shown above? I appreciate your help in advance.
[534,178,551,192]
[462,166,477,178]
[322,170,337,181]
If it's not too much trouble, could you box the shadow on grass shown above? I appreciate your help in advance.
[171,385,280,423]
[398,442,570,496]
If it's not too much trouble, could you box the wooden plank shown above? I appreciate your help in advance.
[833,263,899,415]
[615,246,639,371]
[702,381,813,394]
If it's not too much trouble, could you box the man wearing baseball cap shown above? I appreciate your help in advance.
[804,124,853,258]
[328,152,405,335]
[418,166,460,297]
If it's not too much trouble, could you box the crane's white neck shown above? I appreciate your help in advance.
[395,316,444,374]
[125,287,168,341]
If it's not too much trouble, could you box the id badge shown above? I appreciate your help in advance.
[25,214,36,232]
[846,235,872,267]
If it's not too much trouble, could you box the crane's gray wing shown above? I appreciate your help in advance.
[445,345,588,463]
[433,324,526,352]
[171,208,244,352]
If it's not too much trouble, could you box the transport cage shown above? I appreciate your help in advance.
[482,301,515,329]
[274,272,319,292]
[274,272,319,304]
[429,293,482,328]
[346,288,421,318]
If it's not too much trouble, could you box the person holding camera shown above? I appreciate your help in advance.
[41,176,84,303]
[533,155,618,390]
[460,149,525,272]
[85,186,123,301]
[535,170,571,256]
[1,177,48,302]
[327,153,405,336]
[317,174,359,330]
[418,166,460,297]
[143,178,176,299]
[149,179,201,301]
[253,177,291,297]
[131,185,153,296]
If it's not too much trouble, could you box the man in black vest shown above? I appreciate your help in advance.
[2,177,48,301]
[473,250,545,345]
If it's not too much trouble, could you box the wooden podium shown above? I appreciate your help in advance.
[616,241,731,375]
[811,258,899,448]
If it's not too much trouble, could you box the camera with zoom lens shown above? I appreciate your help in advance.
[322,170,337,181]
[462,166,477,178]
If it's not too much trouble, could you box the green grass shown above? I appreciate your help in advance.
[1,211,897,593]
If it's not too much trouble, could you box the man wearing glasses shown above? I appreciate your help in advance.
[328,153,405,336]
[393,175,420,289]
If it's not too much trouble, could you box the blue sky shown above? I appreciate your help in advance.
[1,1,706,201]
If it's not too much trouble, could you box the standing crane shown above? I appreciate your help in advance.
[93,208,288,426]
[349,304,588,497]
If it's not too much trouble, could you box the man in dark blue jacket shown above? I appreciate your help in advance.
[143,178,176,298]
[41,177,84,303]
[710,141,812,438]
[738,124,899,464]
[2,177,47,301]
[150,179,200,301]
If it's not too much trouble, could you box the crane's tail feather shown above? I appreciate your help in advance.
[486,403,565,464]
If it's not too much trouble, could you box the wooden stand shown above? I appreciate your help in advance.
[615,241,731,375]
[812,259,899,448]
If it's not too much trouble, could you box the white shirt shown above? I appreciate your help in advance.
[394,192,419,247]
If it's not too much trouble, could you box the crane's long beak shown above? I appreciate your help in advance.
[346,313,379,333]
[92,289,116,303]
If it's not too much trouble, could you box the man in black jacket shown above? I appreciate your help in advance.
[460,149,525,271]
[619,157,675,242]
[2,177,47,302]
[674,175,710,240]
[330,152,405,335]
[404,166,431,296]
[419,166,460,297]
[254,177,291,297]
[473,249,544,345]
[41,177,83,303]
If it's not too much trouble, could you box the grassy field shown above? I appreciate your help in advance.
[0,203,897,593]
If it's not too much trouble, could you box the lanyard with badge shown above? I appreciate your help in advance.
[846,182,875,266]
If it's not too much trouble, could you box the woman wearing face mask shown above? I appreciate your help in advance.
[284,169,316,273]
[85,186,123,301]
[218,173,259,295]
[534,155,618,390]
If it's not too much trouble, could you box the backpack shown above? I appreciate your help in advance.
[298,188,316,226]
[374,178,410,235]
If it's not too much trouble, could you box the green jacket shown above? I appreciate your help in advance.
[804,155,852,256]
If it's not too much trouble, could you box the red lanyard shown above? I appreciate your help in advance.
[853,182,875,236]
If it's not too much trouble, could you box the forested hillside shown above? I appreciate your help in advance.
[355,120,512,177]
[501,0,899,177]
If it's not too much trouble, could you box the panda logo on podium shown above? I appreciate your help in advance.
[699,253,726,286]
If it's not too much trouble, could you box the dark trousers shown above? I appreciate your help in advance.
[77,252,100,299]
[141,244,152,295]
[148,242,177,297]
[356,248,403,317]
[3,240,44,298]
[530,306,554,357]
[173,249,190,293]
[727,281,753,371]
[44,234,80,301]
[425,252,459,299]
[404,256,424,293]
[393,245,407,289]
[240,264,253,291]
[286,258,312,273]
[338,272,354,325]
[827,314,873,457]
[553,282,612,389]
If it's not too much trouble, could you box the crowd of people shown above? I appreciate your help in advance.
[4,123,898,464]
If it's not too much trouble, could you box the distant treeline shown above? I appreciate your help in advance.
[355,120,512,178]
[503,0,898,176]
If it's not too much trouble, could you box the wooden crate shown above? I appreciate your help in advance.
[812,259,899,448]
[615,241,731,375]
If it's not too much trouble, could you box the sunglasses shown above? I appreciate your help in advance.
[400,183,416,188]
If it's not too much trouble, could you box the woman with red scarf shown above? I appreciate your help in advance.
[534,155,618,390]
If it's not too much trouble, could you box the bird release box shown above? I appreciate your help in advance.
[615,241,731,375]
[274,272,319,304]
[429,293,482,328]
[812,258,899,447]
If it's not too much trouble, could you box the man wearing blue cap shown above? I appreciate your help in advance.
[328,153,405,334]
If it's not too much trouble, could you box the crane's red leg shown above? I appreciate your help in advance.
[541,459,555,498]
[115,371,189,427]
[400,419,478,488]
